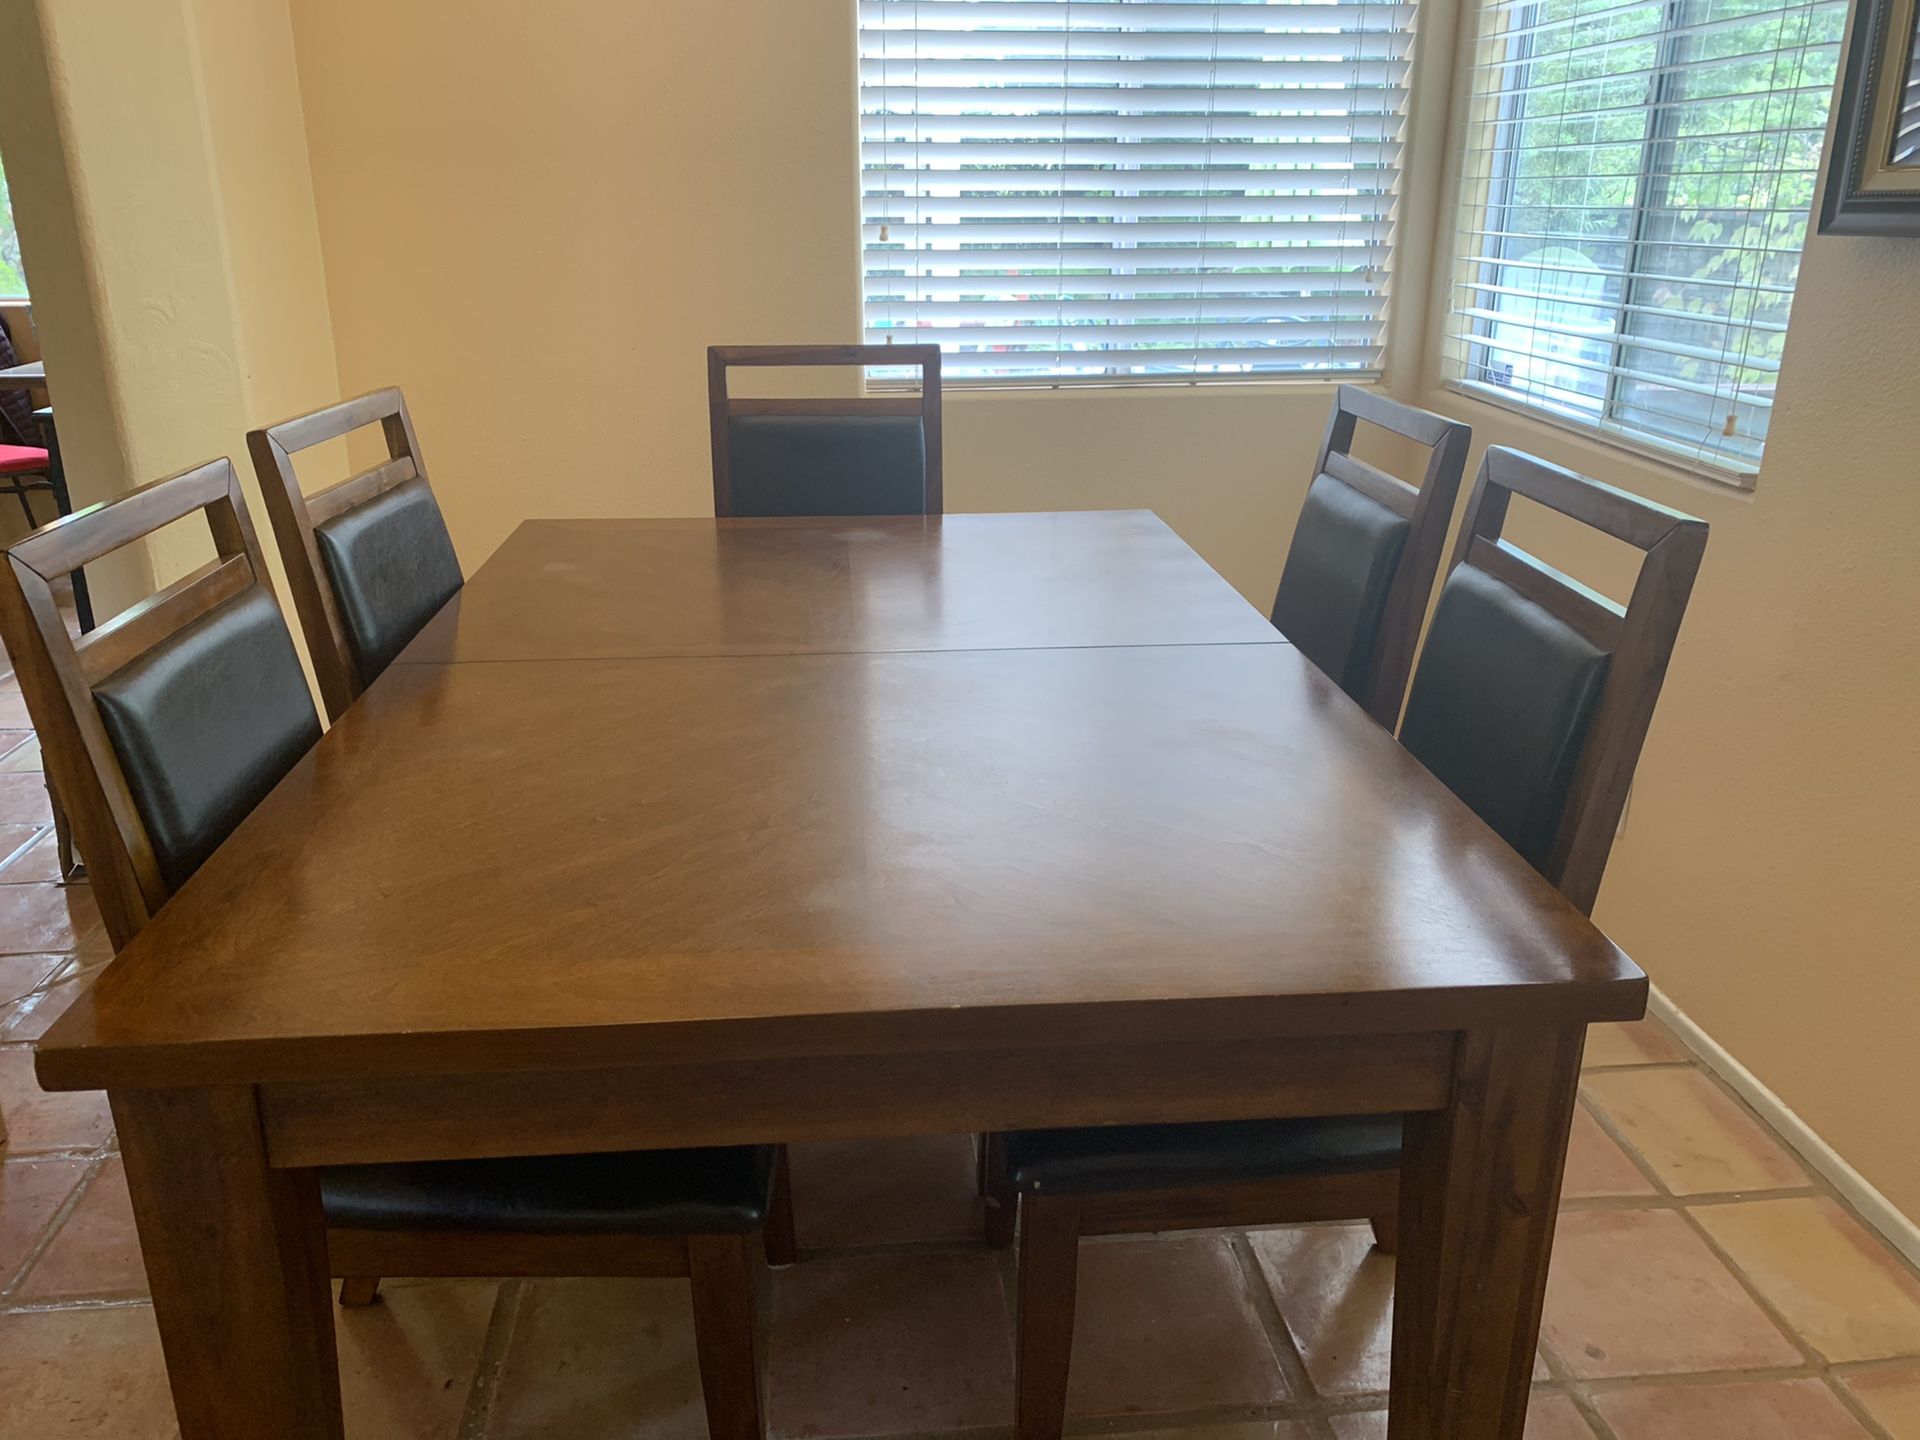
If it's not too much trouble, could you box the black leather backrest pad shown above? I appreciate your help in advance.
[726,414,927,517]
[1399,563,1611,873]
[314,477,464,685]
[1270,473,1411,699]
[94,587,322,893]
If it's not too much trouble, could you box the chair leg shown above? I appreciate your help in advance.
[983,1133,1017,1248]
[1369,1209,1399,1255]
[337,1277,382,1308]
[763,1145,798,1266]
[1015,1192,1082,1440]
[688,1233,765,1440]
[48,781,79,879]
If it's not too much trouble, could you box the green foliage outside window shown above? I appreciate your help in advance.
[1464,0,1843,468]
[0,154,29,298]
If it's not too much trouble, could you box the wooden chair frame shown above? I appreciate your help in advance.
[331,1151,795,1440]
[991,447,1707,1440]
[1436,444,1709,917]
[0,459,280,952]
[706,344,943,518]
[0,456,794,1440]
[247,387,437,723]
[1280,385,1471,727]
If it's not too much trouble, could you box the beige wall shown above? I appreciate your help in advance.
[0,0,158,609]
[0,0,338,616]
[188,0,340,446]
[288,0,865,566]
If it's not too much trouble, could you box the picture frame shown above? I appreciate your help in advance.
[1821,0,1920,234]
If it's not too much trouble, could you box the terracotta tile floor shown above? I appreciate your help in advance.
[3,657,1920,1436]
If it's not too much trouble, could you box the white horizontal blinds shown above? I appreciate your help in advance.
[1444,0,1844,473]
[859,0,1415,381]
[1895,11,1920,165]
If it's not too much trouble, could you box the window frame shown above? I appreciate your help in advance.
[856,0,1418,390]
[1445,0,1838,486]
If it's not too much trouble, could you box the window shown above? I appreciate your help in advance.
[1442,0,1844,477]
[1897,6,1920,166]
[858,0,1415,382]
[0,154,26,298]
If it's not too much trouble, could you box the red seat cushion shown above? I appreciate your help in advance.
[0,445,49,476]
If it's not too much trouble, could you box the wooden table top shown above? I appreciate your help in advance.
[0,361,46,391]
[397,511,1285,662]
[39,598,1641,1092]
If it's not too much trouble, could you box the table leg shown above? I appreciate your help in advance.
[1387,1025,1584,1440]
[113,1087,344,1439]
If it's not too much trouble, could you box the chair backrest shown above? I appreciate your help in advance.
[707,344,943,519]
[1398,446,1708,915]
[0,459,322,949]
[1269,386,1471,727]
[247,387,464,722]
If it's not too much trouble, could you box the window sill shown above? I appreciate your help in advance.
[1446,380,1760,493]
[871,371,1383,397]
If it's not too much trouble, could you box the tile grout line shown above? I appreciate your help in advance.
[1227,1231,1340,1439]
[1648,987,1920,1272]
[1679,1046,1920,1288]
[1528,1282,1628,1440]
[1585,1024,1920,1438]
[1574,1031,1910,1437]
[1819,1372,1902,1440]
[1572,1083,1674,1201]
[1669,1200,1889,1420]
[0,817,50,879]
[456,1277,526,1440]
[0,942,65,1011]
[0,1153,108,1308]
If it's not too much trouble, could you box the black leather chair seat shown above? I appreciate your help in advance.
[320,1144,778,1235]
[1002,1115,1403,1195]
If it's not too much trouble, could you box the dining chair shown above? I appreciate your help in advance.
[246,388,464,724]
[0,444,55,529]
[1269,386,1471,726]
[0,459,792,1440]
[987,446,1708,1440]
[707,344,942,518]
[0,315,57,529]
[968,387,1468,1235]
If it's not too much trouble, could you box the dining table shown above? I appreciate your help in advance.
[34,508,1646,1440]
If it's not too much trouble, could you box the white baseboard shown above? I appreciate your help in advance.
[1646,984,1920,1269]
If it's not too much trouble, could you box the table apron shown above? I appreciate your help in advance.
[257,1030,1457,1168]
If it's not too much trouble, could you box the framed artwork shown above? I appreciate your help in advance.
[1822,0,1920,233]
